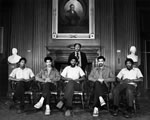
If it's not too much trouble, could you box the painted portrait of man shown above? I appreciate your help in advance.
[65,4,80,26]
[58,0,89,33]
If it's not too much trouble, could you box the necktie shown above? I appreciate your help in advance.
[76,52,79,59]
[76,52,81,66]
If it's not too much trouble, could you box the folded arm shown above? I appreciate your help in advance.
[74,75,86,82]
[9,76,35,82]
[9,76,21,82]
[88,69,97,82]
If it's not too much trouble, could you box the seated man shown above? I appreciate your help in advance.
[9,57,35,113]
[113,58,143,118]
[56,56,86,116]
[88,56,115,117]
[34,57,60,115]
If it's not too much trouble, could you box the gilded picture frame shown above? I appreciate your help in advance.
[52,0,95,39]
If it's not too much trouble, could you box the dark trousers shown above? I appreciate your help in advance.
[93,81,108,107]
[113,83,136,107]
[13,81,31,108]
[41,83,56,105]
[63,80,81,109]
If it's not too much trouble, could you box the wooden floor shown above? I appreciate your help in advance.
[0,91,150,120]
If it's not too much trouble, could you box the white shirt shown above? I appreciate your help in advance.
[117,68,143,86]
[9,67,35,81]
[61,66,85,80]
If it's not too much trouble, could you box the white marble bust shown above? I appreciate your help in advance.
[8,48,21,64]
[127,46,138,63]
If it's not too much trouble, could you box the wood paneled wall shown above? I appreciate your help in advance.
[10,0,34,69]
[9,0,139,74]
[10,0,48,74]
[114,0,139,70]
[0,0,12,96]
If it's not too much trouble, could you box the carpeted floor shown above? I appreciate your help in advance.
[0,94,150,120]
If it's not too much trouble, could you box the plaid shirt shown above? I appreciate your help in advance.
[88,66,115,83]
[36,67,60,82]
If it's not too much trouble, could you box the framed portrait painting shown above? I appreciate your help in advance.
[52,0,95,39]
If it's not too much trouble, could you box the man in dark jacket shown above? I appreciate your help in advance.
[68,43,88,71]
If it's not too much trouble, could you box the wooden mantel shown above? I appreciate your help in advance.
[46,45,102,63]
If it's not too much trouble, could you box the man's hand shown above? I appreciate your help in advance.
[20,78,29,82]
[98,78,104,83]
[121,79,131,84]
[45,78,52,83]
[66,78,73,81]
[64,78,73,83]
[17,78,24,81]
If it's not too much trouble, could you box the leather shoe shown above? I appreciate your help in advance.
[56,101,64,109]
[124,111,131,118]
[16,109,23,114]
[65,110,71,117]
[113,110,118,116]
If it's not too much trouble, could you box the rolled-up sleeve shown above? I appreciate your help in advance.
[53,69,60,81]
[29,69,35,78]
[88,68,97,82]
[61,67,67,78]
[36,70,43,81]
[136,68,143,79]
[9,69,17,78]
[117,70,123,79]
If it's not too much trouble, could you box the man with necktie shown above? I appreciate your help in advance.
[68,43,88,71]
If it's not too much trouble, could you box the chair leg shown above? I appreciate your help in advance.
[133,99,136,113]
[81,93,84,109]
[30,93,33,104]
[106,95,109,111]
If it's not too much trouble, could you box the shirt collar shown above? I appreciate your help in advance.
[125,67,135,71]
[69,65,77,68]
[19,67,26,70]
[43,67,53,71]
[75,51,80,54]
[96,65,106,71]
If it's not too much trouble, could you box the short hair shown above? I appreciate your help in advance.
[19,57,27,63]
[125,58,134,65]
[74,43,82,48]
[97,56,106,61]
[44,56,53,62]
[69,56,78,63]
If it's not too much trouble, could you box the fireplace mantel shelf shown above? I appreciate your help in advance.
[46,45,102,63]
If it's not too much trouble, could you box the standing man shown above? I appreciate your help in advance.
[112,58,143,118]
[88,56,115,117]
[9,57,35,113]
[57,56,86,116]
[68,43,88,71]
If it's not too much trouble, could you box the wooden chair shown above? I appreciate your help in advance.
[87,81,114,111]
[33,81,60,105]
[9,80,34,104]
[60,80,86,109]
